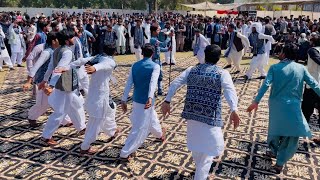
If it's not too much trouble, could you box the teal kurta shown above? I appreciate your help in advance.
[254,60,320,138]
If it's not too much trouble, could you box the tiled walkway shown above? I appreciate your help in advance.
[0,54,319,179]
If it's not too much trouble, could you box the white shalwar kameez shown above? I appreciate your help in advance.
[73,37,89,96]
[165,67,238,180]
[8,25,25,66]
[63,56,118,150]
[194,34,210,64]
[120,64,163,158]
[262,25,276,65]
[42,48,86,139]
[246,24,275,79]
[143,23,151,44]
[128,23,134,53]
[114,24,127,54]
[225,32,249,71]
[26,43,44,72]
[0,27,12,70]
[28,49,72,125]
[161,27,176,64]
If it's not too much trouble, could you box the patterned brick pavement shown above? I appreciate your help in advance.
[0,54,320,180]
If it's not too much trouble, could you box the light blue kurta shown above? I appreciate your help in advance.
[254,60,320,137]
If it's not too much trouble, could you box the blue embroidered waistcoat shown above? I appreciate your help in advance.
[34,48,53,84]
[182,64,223,127]
[132,58,157,104]
[249,32,265,56]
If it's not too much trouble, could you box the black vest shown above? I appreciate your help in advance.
[233,32,244,52]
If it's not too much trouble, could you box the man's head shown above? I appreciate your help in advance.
[46,31,59,48]
[151,24,160,36]
[136,18,142,26]
[57,29,75,46]
[227,24,235,33]
[142,43,155,58]
[195,28,200,37]
[103,44,116,56]
[204,45,221,64]
[38,21,49,32]
[279,43,298,60]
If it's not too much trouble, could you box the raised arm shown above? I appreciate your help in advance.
[254,66,274,103]
[221,70,238,112]
[165,67,192,102]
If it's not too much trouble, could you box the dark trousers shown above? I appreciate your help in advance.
[184,39,193,51]
[302,87,320,123]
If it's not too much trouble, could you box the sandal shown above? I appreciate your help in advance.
[270,164,283,174]
[265,151,276,158]
[80,147,98,155]
[155,128,166,142]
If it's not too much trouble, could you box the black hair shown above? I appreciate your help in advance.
[38,21,48,31]
[46,32,57,47]
[204,45,221,64]
[103,44,116,56]
[57,29,75,46]
[228,23,235,29]
[282,43,298,60]
[150,24,159,34]
[312,37,320,47]
[142,43,155,57]
[265,18,270,24]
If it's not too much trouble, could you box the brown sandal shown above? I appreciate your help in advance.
[80,147,98,155]
[119,152,136,162]
[41,137,58,146]
[155,128,166,142]
[265,151,276,158]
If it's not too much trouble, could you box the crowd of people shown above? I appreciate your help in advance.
[0,10,320,178]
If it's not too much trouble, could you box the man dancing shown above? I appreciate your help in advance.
[224,24,249,74]
[162,45,240,180]
[247,43,320,173]
[150,23,171,95]
[41,30,86,146]
[244,22,275,80]
[54,44,119,154]
[120,44,165,161]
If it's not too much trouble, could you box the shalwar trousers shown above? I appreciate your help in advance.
[81,102,117,150]
[42,89,86,139]
[267,135,299,166]
[120,102,162,158]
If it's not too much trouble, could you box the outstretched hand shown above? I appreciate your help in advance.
[22,83,31,92]
[85,65,96,74]
[38,81,47,90]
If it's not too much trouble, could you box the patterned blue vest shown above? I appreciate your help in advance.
[132,58,157,104]
[249,32,265,56]
[34,47,53,84]
[182,64,223,127]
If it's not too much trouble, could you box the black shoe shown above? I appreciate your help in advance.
[243,75,249,80]
[257,76,266,79]
[232,70,240,74]
[162,62,168,66]
[17,64,24,67]
[223,65,231,69]
[9,67,15,71]
[157,92,164,96]
[170,63,175,65]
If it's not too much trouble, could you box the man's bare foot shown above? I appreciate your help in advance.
[119,152,136,162]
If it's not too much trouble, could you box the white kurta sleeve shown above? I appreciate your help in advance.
[68,57,94,69]
[93,58,116,72]
[48,50,73,87]
[28,50,50,77]
[121,66,134,102]
[258,33,275,43]
[148,64,160,99]
[165,67,193,102]
[221,70,238,112]
[237,32,250,48]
